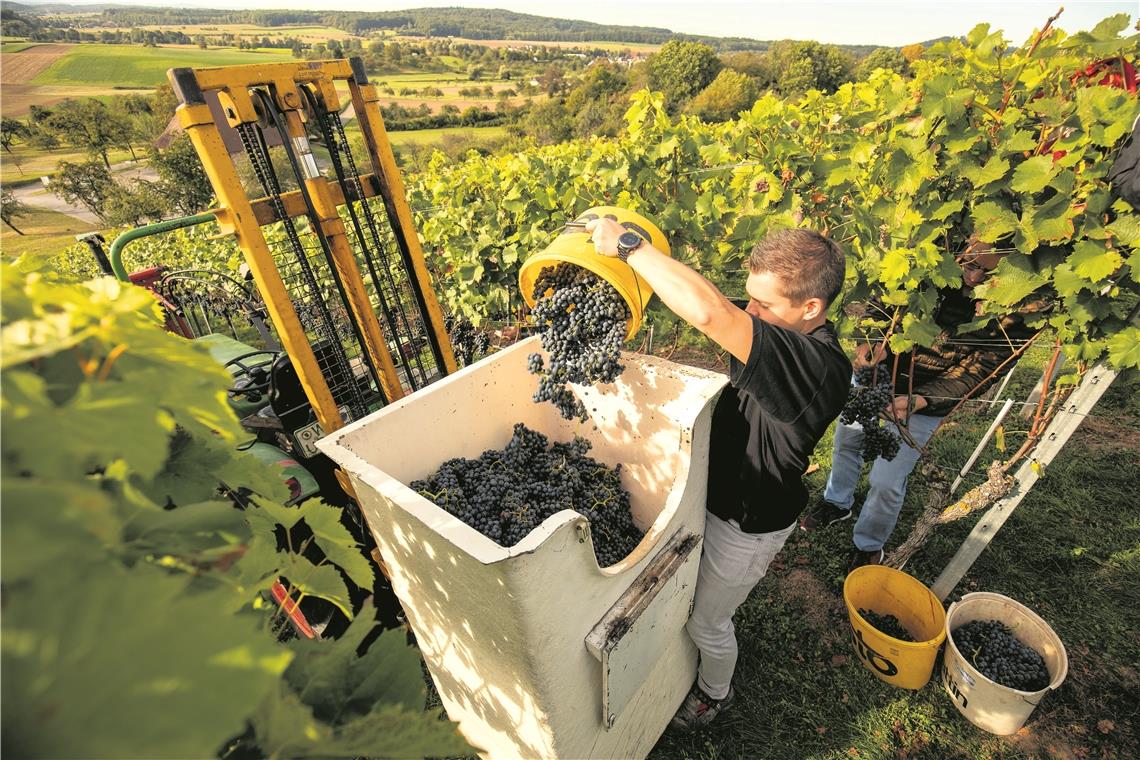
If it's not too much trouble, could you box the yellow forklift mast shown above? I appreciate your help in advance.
[168,58,458,461]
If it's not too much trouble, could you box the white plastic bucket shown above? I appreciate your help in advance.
[941,592,1068,735]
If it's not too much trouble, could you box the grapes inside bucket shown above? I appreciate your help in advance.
[942,592,1068,735]
[843,565,947,690]
[518,206,670,342]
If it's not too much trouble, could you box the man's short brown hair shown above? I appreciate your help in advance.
[749,228,846,306]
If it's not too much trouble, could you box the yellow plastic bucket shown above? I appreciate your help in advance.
[518,206,670,341]
[941,592,1068,735]
[843,565,948,690]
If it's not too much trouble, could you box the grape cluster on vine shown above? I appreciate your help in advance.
[527,263,630,421]
[840,366,901,462]
[952,619,1050,691]
[859,608,916,642]
[410,423,643,567]
[446,316,491,367]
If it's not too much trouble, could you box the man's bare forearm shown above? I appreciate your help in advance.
[624,245,735,330]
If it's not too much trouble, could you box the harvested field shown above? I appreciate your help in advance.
[0,84,150,118]
[1,44,73,84]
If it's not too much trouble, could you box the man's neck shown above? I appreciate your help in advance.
[800,315,827,334]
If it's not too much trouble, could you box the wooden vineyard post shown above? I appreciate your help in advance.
[931,362,1118,600]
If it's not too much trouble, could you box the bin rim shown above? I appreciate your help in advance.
[844,565,948,649]
[945,591,1069,694]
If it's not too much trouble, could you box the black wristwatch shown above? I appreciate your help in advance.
[616,231,645,262]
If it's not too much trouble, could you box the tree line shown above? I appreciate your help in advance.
[17,5,888,54]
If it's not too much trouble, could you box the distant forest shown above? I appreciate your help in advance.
[5,3,883,55]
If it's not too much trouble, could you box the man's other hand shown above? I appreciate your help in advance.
[585,217,625,257]
[853,341,888,369]
[886,394,927,419]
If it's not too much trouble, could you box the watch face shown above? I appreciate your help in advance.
[618,231,642,249]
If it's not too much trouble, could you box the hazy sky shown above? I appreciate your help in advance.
[29,1,1138,46]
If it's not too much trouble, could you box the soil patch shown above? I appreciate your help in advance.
[1069,414,1140,455]
[775,567,848,647]
[1,44,73,85]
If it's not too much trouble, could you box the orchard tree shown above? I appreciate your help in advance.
[767,40,854,95]
[721,51,773,88]
[39,100,135,167]
[50,160,116,219]
[1,117,29,154]
[648,40,722,111]
[150,134,214,216]
[1,189,30,235]
[519,99,572,146]
[857,47,911,79]
[688,69,760,122]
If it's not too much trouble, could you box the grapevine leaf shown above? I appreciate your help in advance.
[961,155,1008,188]
[971,201,1018,242]
[1106,214,1140,247]
[1106,327,1140,369]
[974,255,1047,305]
[2,554,289,759]
[1009,155,1059,194]
[253,612,471,758]
[1051,264,1090,298]
[278,554,354,618]
[296,500,376,591]
[879,250,911,286]
[1068,240,1123,282]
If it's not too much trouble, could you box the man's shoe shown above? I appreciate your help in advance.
[800,500,852,533]
[848,547,885,572]
[669,683,735,731]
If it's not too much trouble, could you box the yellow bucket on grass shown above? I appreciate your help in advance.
[518,206,669,341]
[843,565,947,690]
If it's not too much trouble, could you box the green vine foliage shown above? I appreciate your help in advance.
[0,257,470,758]
[406,17,1139,367]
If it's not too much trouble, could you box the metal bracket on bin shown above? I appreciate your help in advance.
[585,529,702,730]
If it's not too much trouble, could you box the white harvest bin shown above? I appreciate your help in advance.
[317,336,727,759]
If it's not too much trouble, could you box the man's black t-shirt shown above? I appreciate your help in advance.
[707,315,851,533]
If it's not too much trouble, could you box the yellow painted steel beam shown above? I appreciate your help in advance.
[248,174,381,228]
[190,59,355,97]
[172,98,345,434]
[348,78,459,374]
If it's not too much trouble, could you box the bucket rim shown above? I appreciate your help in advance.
[844,564,948,648]
[945,591,1069,693]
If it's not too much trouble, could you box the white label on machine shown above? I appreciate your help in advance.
[292,136,320,180]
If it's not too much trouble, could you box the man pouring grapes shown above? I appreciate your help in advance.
[800,237,1042,570]
[586,218,851,731]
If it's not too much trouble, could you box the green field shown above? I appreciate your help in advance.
[0,207,96,259]
[1,146,137,185]
[31,44,295,88]
[1,41,36,53]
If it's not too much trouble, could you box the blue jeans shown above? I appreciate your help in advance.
[822,413,942,551]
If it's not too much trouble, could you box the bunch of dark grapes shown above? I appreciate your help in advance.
[952,619,1050,691]
[410,423,643,567]
[448,316,491,367]
[840,366,901,462]
[858,608,916,642]
[527,263,630,422]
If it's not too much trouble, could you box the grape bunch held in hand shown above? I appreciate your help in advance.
[527,262,630,421]
[840,366,901,462]
[952,619,1050,691]
[410,423,643,567]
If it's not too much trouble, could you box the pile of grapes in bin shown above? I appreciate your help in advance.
[414,262,642,566]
